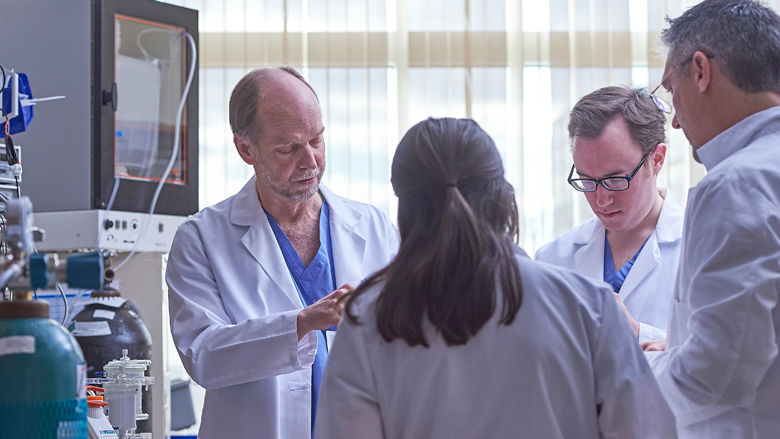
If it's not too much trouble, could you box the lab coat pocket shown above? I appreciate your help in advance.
[287,368,311,391]
[288,381,311,391]
[285,378,312,438]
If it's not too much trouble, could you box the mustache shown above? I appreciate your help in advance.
[291,169,321,182]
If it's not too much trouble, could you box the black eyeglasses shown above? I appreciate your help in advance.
[568,152,650,192]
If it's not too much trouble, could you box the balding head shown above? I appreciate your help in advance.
[231,67,326,204]
[229,67,320,145]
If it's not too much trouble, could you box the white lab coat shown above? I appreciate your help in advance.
[166,177,399,439]
[535,190,683,342]
[646,107,780,438]
[315,249,677,439]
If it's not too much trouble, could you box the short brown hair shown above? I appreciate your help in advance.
[568,86,666,155]
[228,66,319,144]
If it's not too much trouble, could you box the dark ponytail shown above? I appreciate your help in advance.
[346,118,523,347]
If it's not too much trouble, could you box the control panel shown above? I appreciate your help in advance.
[33,210,186,252]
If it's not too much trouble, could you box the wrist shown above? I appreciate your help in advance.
[296,310,310,340]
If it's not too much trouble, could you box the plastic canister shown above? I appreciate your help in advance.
[102,380,140,433]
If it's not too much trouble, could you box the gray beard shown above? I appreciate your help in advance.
[258,166,321,202]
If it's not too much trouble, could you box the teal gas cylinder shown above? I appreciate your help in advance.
[0,300,88,438]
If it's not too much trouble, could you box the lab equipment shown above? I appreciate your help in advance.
[71,287,154,434]
[33,209,186,253]
[87,393,119,439]
[1,68,64,137]
[0,300,88,438]
[169,378,197,431]
[0,141,22,200]
[0,198,86,438]
[95,348,155,439]
[1,197,105,294]
[0,71,34,136]
[2,0,199,216]
[4,3,196,436]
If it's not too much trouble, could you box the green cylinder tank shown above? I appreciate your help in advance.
[0,300,88,438]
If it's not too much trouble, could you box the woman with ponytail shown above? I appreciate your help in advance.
[315,118,675,439]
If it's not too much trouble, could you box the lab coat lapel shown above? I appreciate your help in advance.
[320,186,366,288]
[620,192,682,301]
[618,234,659,301]
[573,219,606,280]
[231,177,302,309]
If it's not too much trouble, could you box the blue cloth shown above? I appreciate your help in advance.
[264,198,336,437]
[603,235,648,293]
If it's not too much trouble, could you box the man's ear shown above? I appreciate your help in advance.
[691,50,712,93]
[651,143,667,175]
[234,133,258,165]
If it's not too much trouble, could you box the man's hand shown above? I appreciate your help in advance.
[297,284,355,340]
[613,293,640,340]
[641,338,666,352]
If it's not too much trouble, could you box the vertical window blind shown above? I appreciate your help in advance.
[163,0,779,254]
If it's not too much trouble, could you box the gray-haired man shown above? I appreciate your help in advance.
[644,1,780,437]
[167,67,399,438]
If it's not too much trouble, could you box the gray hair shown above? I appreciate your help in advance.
[661,0,780,93]
[228,66,320,144]
[568,86,667,155]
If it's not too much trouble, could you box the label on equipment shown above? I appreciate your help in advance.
[92,309,116,320]
[72,321,111,337]
[0,335,35,355]
[77,364,86,398]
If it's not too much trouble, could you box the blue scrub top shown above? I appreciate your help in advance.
[265,197,336,437]
[603,234,648,293]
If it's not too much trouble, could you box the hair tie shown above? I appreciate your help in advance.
[447,182,457,188]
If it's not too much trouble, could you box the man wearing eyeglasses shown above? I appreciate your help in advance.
[641,1,780,437]
[535,85,683,343]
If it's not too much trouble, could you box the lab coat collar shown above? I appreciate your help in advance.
[618,190,681,300]
[572,219,605,279]
[653,188,684,245]
[229,177,368,302]
[572,216,603,246]
[319,185,367,288]
[571,188,682,300]
[617,239,656,301]
[230,176,302,308]
[570,217,654,301]
[230,176,262,226]
[697,106,780,172]
[228,177,365,231]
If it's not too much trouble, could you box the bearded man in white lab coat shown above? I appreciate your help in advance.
[641,1,780,437]
[536,86,683,342]
[166,67,399,438]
